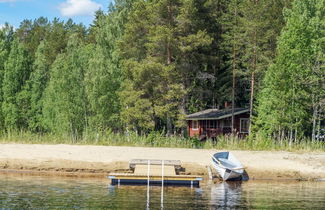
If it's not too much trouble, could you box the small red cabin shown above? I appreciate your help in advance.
[186,108,250,139]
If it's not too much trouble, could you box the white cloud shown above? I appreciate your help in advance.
[59,0,102,17]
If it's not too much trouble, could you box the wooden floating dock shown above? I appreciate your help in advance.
[108,159,202,186]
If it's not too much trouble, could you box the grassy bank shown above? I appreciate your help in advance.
[0,131,324,152]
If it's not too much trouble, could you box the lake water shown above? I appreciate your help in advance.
[0,174,324,209]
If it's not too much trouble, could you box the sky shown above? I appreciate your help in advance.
[0,0,112,28]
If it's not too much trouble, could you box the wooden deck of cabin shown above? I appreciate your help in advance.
[200,127,232,138]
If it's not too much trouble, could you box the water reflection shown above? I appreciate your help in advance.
[0,174,325,209]
[107,184,205,210]
[211,182,246,209]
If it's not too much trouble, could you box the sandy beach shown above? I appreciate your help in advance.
[0,144,324,180]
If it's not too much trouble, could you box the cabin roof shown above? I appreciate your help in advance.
[186,108,249,120]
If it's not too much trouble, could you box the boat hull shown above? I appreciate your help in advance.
[211,152,244,181]
[211,163,243,181]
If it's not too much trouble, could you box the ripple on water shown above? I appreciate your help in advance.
[0,174,324,209]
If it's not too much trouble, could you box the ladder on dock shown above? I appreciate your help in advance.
[108,159,203,210]
[108,159,202,186]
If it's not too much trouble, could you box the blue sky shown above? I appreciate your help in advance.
[0,0,112,28]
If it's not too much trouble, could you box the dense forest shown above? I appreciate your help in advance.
[0,0,324,143]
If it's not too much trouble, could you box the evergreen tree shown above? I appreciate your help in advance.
[220,0,245,131]
[240,0,292,131]
[120,0,213,134]
[16,17,50,59]
[44,18,69,65]
[176,0,215,127]
[0,0,319,140]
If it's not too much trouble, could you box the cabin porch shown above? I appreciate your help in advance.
[186,108,250,140]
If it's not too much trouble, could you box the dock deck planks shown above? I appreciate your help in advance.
[134,165,176,176]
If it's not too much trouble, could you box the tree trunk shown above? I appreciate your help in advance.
[289,127,293,146]
[249,71,255,133]
[317,113,321,140]
[166,114,172,136]
[312,101,317,142]
[231,4,237,134]
[166,2,173,136]
[166,4,172,65]
[294,118,298,142]
[249,0,258,134]
[179,89,186,136]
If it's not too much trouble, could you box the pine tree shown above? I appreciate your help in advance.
[120,0,214,134]
[220,0,245,131]
[44,18,69,65]
[176,0,214,129]
[119,0,171,133]
[220,0,292,133]
[16,17,49,60]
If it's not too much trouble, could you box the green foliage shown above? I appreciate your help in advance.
[85,1,133,132]
[15,17,49,59]
[0,24,14,128]
[43,34,88,138]
[0,0,323,148]
[28,41,49,132]
[255,0,325,141]
[2,38,31,130]
[120,0,215,133]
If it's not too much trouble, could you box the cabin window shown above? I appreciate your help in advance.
[240,118,249,133]
[192,120,199,130]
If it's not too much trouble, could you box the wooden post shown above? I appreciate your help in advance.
[161,160,164,209]
[231,1,237,134]
[146,160,150,210]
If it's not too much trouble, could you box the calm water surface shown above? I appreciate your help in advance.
[0,174,324,209]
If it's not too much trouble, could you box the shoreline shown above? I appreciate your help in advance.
[1,144,325,180]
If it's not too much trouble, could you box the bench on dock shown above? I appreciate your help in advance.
[129,159,181,170]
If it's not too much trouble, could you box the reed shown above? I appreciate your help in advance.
[0,131,324,152]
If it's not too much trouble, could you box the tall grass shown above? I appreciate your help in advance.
[0,131,324,152]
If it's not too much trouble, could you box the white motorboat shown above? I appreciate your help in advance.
[211,152,245,181]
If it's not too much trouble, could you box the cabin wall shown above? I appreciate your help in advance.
[187,113,250,138]
[188,120,200,137]
[234,113,250,133]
